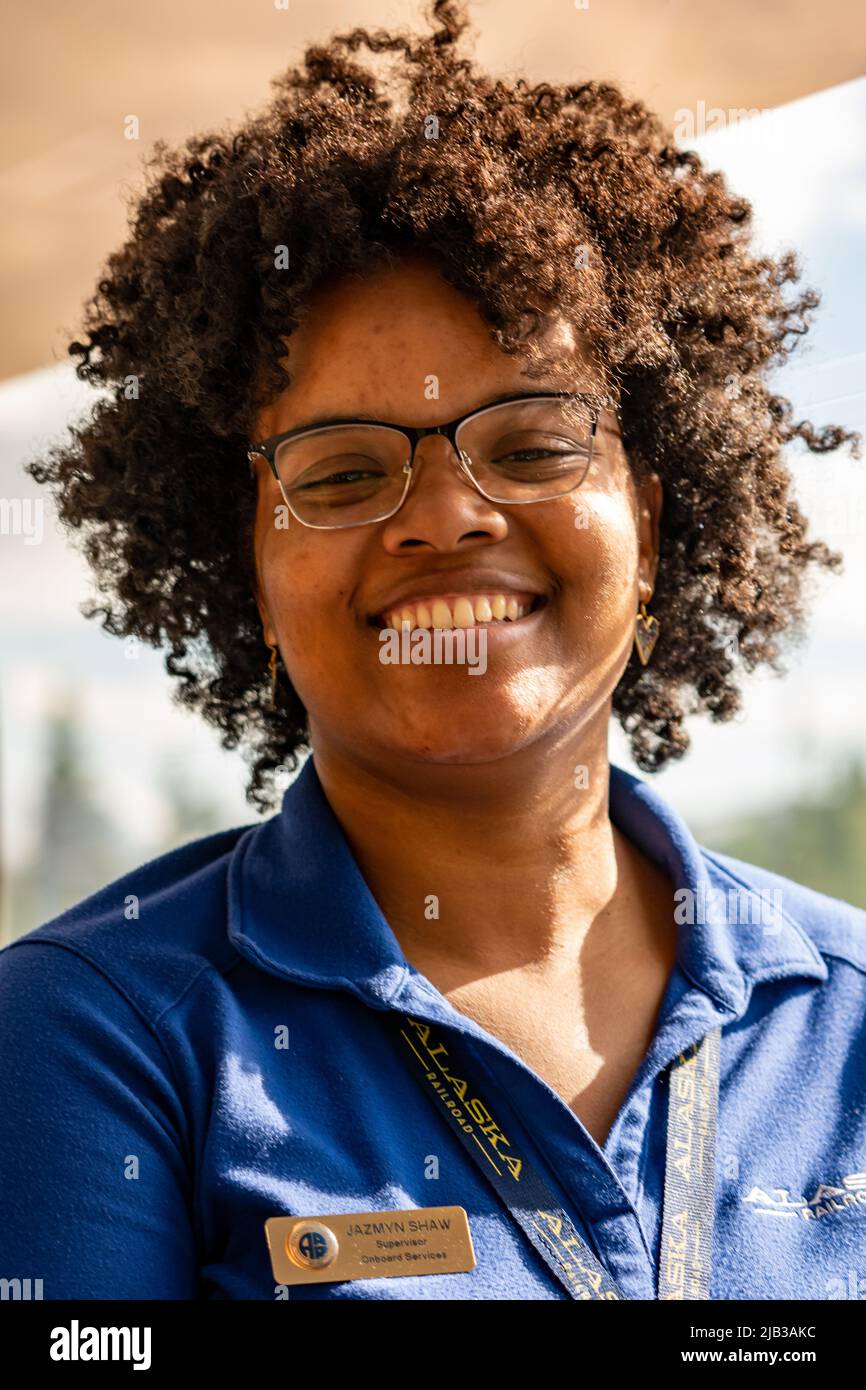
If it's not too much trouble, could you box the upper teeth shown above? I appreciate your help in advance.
[382,593,534,630]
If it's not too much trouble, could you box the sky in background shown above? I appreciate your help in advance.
[1,72,865,884]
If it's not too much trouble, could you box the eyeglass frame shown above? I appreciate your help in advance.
[246,390,601,530]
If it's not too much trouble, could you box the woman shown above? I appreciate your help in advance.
[2,0,864,1301]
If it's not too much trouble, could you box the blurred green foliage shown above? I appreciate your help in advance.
[702,758,866,909]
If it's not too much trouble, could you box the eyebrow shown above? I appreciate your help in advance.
[285,389,570,434]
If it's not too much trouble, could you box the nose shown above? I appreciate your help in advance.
[379,432,510,553]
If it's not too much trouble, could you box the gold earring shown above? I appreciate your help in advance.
[265,639,279,707]
[634,599,660,666]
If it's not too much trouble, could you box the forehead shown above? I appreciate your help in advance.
[255,256,603,436]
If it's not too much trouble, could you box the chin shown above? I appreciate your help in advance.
[374,705,543,766]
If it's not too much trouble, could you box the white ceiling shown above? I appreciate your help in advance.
[2,0,865,381]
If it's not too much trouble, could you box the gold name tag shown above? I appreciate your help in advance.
[264,1205,476,1285]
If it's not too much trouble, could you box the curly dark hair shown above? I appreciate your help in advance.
[26,0,861,813]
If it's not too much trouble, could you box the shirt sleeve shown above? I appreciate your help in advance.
[0,938,200,1299]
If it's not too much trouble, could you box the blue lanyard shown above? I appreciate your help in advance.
[388,1011,721,1300]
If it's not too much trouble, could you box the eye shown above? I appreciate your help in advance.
[489,434,591,476]
[297,466,385,491]
[291,455,390,491]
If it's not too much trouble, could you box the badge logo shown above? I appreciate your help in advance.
[287,1221,339,1270]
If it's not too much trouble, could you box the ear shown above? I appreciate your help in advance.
[636,472,663,603]
[254,590,278,648]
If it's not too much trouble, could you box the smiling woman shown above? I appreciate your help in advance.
[2,0,865,1306]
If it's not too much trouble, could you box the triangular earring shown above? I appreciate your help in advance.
[634,601,659,666]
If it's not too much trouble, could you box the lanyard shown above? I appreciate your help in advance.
[387,1010,721,1300]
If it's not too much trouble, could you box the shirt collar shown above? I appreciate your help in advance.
[227,754,827,1018]
[605,764,827,1014]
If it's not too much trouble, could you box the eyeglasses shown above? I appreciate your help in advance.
[247,391,600,530]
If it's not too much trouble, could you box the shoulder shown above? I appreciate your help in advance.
[0,820,260,1027]
[699,843,866,978]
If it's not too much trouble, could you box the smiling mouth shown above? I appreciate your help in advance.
[370,592,547,631]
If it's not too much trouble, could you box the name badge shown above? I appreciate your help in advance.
[264,1205,476,1285]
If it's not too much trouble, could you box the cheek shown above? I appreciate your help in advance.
[556,491,641,628]
[254,511,362,675]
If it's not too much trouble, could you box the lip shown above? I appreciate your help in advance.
[366,570,549,629]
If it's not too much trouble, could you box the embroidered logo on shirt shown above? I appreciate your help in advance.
[743,1170,866,1221]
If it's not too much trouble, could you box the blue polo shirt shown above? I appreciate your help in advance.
[2,754,865,1301]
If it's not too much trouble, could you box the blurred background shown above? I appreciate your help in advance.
[2,0,865,943]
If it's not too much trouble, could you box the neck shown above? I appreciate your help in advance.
[310,710,668,979]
